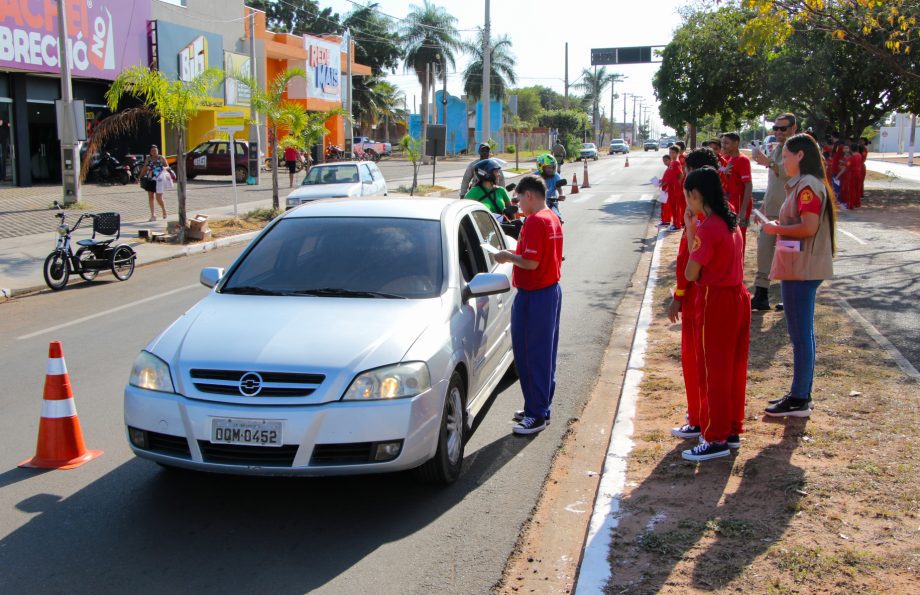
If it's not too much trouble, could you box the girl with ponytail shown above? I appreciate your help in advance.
[678,167,751,462]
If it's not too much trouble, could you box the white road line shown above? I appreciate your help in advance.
[603,194,623,205]
[839,228,868,245]
[572,193,595,204]
[17,284,201,341]
[836,297,920,382]
[575,229,665,594]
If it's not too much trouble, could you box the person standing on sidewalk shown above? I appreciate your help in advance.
[139,145,169,222]
[552,139,567,173]
[681,167,751,462]
[284,145,301,188]
[460,143,504,197]
[661,145,684,231]
[720,133,754,252]
[762,133,837,418]
[658,154,672,226]
[751,113,797,311]
[669,148,721,444]
[495,174,564,436]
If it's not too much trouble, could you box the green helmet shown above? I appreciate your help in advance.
[536,154,558,169]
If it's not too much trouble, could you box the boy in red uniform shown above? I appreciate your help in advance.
[658,154,672,226]
[661,146,685,231]
[668,148,722,443]
[680,167,751,461]
[495,175,564,436]
[720,132,753,251]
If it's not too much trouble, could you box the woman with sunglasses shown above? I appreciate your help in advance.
[762,133,837,417]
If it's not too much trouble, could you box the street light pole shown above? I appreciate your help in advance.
[57,0,80,205]
[481,0,491,143]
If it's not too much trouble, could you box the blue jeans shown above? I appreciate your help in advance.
[511,283,562,419]
[780,280,823,400]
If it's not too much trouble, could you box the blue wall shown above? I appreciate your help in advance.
[475,99,503,144]
[408,93,469,154]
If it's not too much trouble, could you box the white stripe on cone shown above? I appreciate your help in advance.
[46,357,67,376]
[41,398,78,419]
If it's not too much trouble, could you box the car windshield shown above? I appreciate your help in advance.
[221,217,443,299]
[582,144,595,149]
[301,165,360,185]
[611,140,625,145]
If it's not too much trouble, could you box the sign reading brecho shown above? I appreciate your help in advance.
[0,0,149,80]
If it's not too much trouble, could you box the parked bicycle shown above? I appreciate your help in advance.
[43,202,136,290]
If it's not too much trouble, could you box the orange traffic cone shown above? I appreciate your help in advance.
[582,159,591,189]
[19,341,102,470]
[570,171,579,194]
[625,156,630,168]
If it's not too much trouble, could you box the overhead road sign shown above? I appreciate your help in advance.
[591,46,664,65]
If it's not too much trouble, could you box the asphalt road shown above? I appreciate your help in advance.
[0,151,660,593]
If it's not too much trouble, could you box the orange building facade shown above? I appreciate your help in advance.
[245,8,371,154]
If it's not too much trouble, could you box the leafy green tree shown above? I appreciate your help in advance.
[532,85,567,111]
[105,66,223,242]
[402,0,461,144]
[573,67,624,143]
[653,6,771,146]
[399,134,423,195]
[248,0,341,36]
[509,87,544,124]
[343,2,404,129]
[461,31,517,100]
[539,109,590,155]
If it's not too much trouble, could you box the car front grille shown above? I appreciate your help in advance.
[198,441,299,467]
[189,369,325,397]
[310,442,375,465]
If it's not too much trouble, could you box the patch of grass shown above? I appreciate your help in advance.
[636,529,693,557]
[639,430,668,444]
[771,545,882,583]
[244,207,283,221]
[51,201,93,210]
[631,445,665,465]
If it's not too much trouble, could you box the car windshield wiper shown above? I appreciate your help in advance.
[291,287,407,299]
[221,285,285,296]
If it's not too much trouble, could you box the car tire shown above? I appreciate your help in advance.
[186,173,197,180]
[415,371,466,484]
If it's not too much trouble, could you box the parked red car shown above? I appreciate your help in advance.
[183,140,249,182]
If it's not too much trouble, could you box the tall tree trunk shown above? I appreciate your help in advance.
[271,123,279,211]
[384,114,390,145]
[421,78,430,166]
[176,129,187,244]
[689,122,698,149]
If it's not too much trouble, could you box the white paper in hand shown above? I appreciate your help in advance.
[751,209,770,225]
[481,243,501,255]
[650,176,660,187]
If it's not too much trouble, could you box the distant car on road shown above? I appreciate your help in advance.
[643,140,659,151]
[659,139,671,149]
[579,143,599,160]
[183,140,249,183]
[608,139,629,155]
[124,197,517,483]
[285,162,387,209]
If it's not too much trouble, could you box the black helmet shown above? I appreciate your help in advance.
[474,158,502,184]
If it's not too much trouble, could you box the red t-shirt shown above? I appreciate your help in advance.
[796,185,822,217]
[513,208,563,291]
[689,215,743,287]
[723,154,752,218]
[283,146,298,161]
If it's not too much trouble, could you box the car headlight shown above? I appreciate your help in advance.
[342,362,430,401]
[129,351,175,393]
[286,197,299,206]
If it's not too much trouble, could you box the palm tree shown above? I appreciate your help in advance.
[104,66,224,243]
[401,0,460,146]
[574,67,623,143]
[371,80,406,144]
[461,31,517,101]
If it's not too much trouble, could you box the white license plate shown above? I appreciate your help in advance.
[211,418,283,447]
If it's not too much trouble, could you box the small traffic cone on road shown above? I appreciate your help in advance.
[19,341,102,470]
[582,159,591,189]
[570,171,579,194]
[625,156,630,168]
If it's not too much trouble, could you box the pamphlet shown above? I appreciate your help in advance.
[751,208,771,225]
[481,243,501,255]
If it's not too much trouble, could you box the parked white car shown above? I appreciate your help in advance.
[286,162,387,209]
[124,198,517,483]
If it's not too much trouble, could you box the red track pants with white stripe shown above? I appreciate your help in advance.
[695,284,751,443]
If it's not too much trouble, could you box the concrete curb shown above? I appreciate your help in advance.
[0,230,259,301]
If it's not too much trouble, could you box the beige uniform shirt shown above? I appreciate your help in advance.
[763,142,790,218]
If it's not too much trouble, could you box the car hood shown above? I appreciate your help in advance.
[288,183,361,201]
[149,294,441,403]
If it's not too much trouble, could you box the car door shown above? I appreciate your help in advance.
[359,163,376,195]
[369,163,387,195]
[210,141,230,175]
[189,142,211,173]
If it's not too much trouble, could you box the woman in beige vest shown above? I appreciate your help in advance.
[761,134,837,417]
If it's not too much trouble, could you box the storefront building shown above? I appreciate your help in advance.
[0,0,150,186]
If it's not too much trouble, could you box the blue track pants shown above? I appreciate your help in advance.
[511,283,562,420]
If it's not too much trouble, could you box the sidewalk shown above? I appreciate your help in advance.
[865,157,920,184]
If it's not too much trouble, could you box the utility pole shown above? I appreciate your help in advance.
[57,0,80,205]
[346,29,354,158]
[632,95,638,146]
[564,42,569,105]
[423,63,430,156]
[593,65,599,144]
[623,93,629,143]
[609,80,616,143]
[909,113,917,167]
[248,9,261,177]
[481,0,491,143]
[442,58,448,124]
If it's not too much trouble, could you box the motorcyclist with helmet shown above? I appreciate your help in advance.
[464,158,512,215]
[535,154,566,223]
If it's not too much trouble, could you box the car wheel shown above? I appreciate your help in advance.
[186,173,197,180]
[416,371,466,484]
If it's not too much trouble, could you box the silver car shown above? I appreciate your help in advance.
[124,198,516,483]
[285,162,387,209]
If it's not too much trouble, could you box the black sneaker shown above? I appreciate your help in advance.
[726,435,741,449]
[768,393,791,405]
[765,397,812,418]
[751,287,770,311]
[671,424,701,439]
[513,410,550,424]
[682,440,730,461]
[513,416,547,435]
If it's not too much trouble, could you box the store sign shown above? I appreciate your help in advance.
[179,35,207,82]
[224,51,251,107]
[304,36,340,102]
[0,0,149,80]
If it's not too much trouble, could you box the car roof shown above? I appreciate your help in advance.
[312,161,363,167]
[283,197,470,221]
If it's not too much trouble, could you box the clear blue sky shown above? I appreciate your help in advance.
[324,0,686,135]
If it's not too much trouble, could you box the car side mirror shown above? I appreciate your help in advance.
[462,272,511,301]
[200,267,224,289]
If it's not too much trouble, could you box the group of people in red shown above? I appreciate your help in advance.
[825,133,868,210]
[661,112,838,462]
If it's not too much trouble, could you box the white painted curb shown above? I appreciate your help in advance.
[575,229,665,594]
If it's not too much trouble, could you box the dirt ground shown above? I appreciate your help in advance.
[605,230,920,594]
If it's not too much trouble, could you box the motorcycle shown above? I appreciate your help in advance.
[88,151,132,185]
[123,154,145,182]
[43,202,136,290]
[325,145,345,161]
